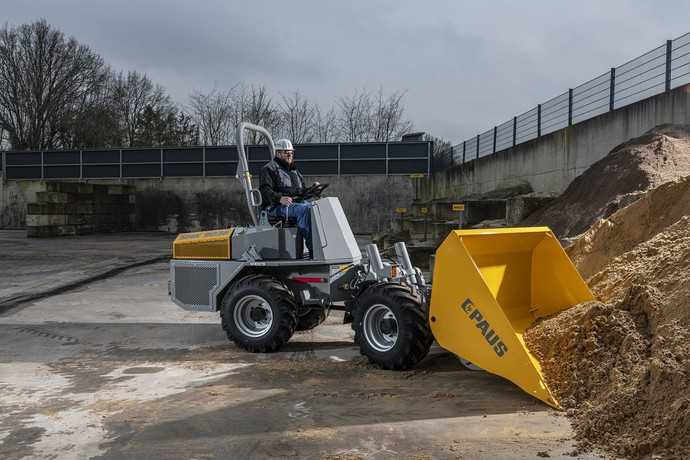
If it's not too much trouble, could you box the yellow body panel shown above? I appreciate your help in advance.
[172,228,233,260]
[429,227,594,408]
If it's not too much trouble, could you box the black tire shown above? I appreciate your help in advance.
[351,283,433,370]
[220,274,297,352]
[295,307,327,332]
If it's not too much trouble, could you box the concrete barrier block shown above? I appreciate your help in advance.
[27,224,79,237]
[75,224,96,235]
[26,214,68,226]
[44,182,82,194]
[75,203,96,214]
[66,214,95,225]
[27,226,55,237]
[36,192,73,204]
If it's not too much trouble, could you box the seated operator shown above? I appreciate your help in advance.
[259,139,317,255]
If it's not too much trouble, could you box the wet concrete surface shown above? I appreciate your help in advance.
[0,230,173,309]
[0,262,603,459]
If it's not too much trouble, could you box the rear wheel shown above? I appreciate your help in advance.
[220,274,297,352]
[352,283,433,370]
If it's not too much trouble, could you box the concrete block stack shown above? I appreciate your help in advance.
[26,182,136,237]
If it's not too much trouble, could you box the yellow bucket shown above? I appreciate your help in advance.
[429,227,594,408]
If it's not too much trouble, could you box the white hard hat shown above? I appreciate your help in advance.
[275,139,294,152]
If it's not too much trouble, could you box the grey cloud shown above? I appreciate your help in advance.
[4,0,689,141]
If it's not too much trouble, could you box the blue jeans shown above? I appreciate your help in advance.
[269,202,313,253]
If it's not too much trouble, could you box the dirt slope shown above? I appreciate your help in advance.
[524,178,690,458]
[566,176,690,279]
[521,124,690,237]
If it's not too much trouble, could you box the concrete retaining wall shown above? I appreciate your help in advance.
[26,183,135,237]
[0,175,415,234]
[421,84,690,200]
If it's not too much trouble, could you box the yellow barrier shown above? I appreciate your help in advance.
[429,227,594,408]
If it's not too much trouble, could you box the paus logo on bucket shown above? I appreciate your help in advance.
[459,298,508,357]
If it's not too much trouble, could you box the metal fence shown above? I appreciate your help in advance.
[0,141,431,180]
[450,32,690,164]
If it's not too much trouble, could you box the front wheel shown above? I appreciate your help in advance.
[352,283,433,370]
[220,274,297,352]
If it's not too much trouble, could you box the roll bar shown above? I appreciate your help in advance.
[235,122,276,226]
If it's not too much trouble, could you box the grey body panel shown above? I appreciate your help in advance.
[310,197,361,264]
[169,259,245,311]
[232,226,301,260]
[168,258,359,311]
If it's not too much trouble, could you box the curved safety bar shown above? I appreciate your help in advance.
[235,122,276,226]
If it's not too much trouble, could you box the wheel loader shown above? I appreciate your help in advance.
[169,122,594,408]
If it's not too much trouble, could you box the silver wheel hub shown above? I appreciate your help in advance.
[362,304,398,352]
[233,294,273,338]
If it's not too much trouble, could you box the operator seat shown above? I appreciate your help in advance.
[260,210,297,228]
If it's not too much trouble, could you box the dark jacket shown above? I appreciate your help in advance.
[259,157,305,209]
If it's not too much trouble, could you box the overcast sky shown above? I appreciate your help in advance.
[4,1,689,143]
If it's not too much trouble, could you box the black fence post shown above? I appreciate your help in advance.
[568,88,573,126]
[609,67,616,111]
[537,105,542,138]
[665,39,673,92]
[475,135,480,160]
[512,116,517,147]
[202,146,206,177]
[462,140,466,163]
[492,126,497,153]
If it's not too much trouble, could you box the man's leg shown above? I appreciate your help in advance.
[288,202,313,254]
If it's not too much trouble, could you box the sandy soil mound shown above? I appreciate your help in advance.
[525,213,690,458]
[521,124,690,237]
[566,176,690,279]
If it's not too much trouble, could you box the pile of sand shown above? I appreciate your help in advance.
[521,124,690,237]
[566,176,690,279]
[524,181,690,458]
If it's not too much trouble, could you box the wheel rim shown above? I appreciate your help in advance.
[362,304,398,352]
[233,294,273,338]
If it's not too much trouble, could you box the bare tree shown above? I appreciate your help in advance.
[312,105,338,143]
[113,70,171,147]
[53,69,124,148]
[337,89,372,142]
[371,88,413,141]
[189,87,236,145]
[279,91,315,143]
[230,84,280,144]
[0,20,107,149]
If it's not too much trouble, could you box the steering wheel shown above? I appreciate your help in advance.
[294,183,329,202]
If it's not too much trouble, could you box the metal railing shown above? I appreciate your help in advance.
[448,32,690,164]
[0,141,432,180]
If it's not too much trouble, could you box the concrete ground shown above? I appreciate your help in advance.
[0,230,173,309]
[0,234,603,460]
